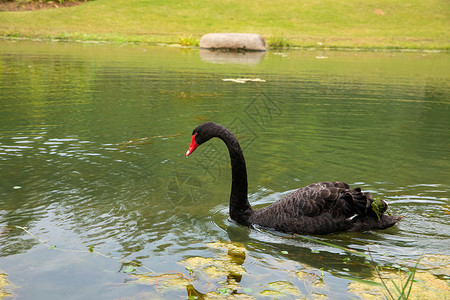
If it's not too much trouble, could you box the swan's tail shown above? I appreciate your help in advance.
[351,214,403,231]
[348,189,403,231]
[351,196,403,231]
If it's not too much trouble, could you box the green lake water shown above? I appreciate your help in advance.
[0,40,449,299]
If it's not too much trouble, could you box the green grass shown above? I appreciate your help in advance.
[268,36,291,48]
[1,0,449,49]
[178,34,199,47]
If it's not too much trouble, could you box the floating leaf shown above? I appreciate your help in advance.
[217,287,231,296]
[124,265,136,273]
[222,78,266,84]
[281,250,288,255]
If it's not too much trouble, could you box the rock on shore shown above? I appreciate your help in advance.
[199,33,268,51]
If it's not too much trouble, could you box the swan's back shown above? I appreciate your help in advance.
[249,181,402,234]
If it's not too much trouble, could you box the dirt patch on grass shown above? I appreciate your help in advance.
[0,0,86,12]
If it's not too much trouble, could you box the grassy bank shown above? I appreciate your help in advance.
[1,0,449,50]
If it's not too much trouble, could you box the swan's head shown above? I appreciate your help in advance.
[186,122,222,157]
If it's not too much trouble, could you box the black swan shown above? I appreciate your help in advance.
[186,122,402,234]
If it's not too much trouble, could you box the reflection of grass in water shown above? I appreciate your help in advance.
[9,225,450,299]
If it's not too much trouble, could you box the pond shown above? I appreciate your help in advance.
[0,40,449,299]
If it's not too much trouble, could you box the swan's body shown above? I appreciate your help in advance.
[186,122,402,234]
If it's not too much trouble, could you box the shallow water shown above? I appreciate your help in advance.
[0,40,449,299]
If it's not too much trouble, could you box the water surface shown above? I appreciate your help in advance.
[0,41,449,299]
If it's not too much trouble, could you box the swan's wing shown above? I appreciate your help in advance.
[274,181,374,219]
[250,181,399,234]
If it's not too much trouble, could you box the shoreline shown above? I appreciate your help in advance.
[2,35,448,53]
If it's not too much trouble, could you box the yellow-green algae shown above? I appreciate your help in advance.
[180,241,247,279]
[0,272,12,299]
[260,280,303,297]
[128,241,450,299]
[348,254,450,299]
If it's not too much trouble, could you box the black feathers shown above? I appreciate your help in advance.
[248,181,401,234]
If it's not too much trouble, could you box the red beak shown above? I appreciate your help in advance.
[186,133,198,157]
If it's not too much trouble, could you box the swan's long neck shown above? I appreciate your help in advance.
[218,129,253,225]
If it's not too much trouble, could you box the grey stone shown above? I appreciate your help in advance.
[199,33,268,51]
